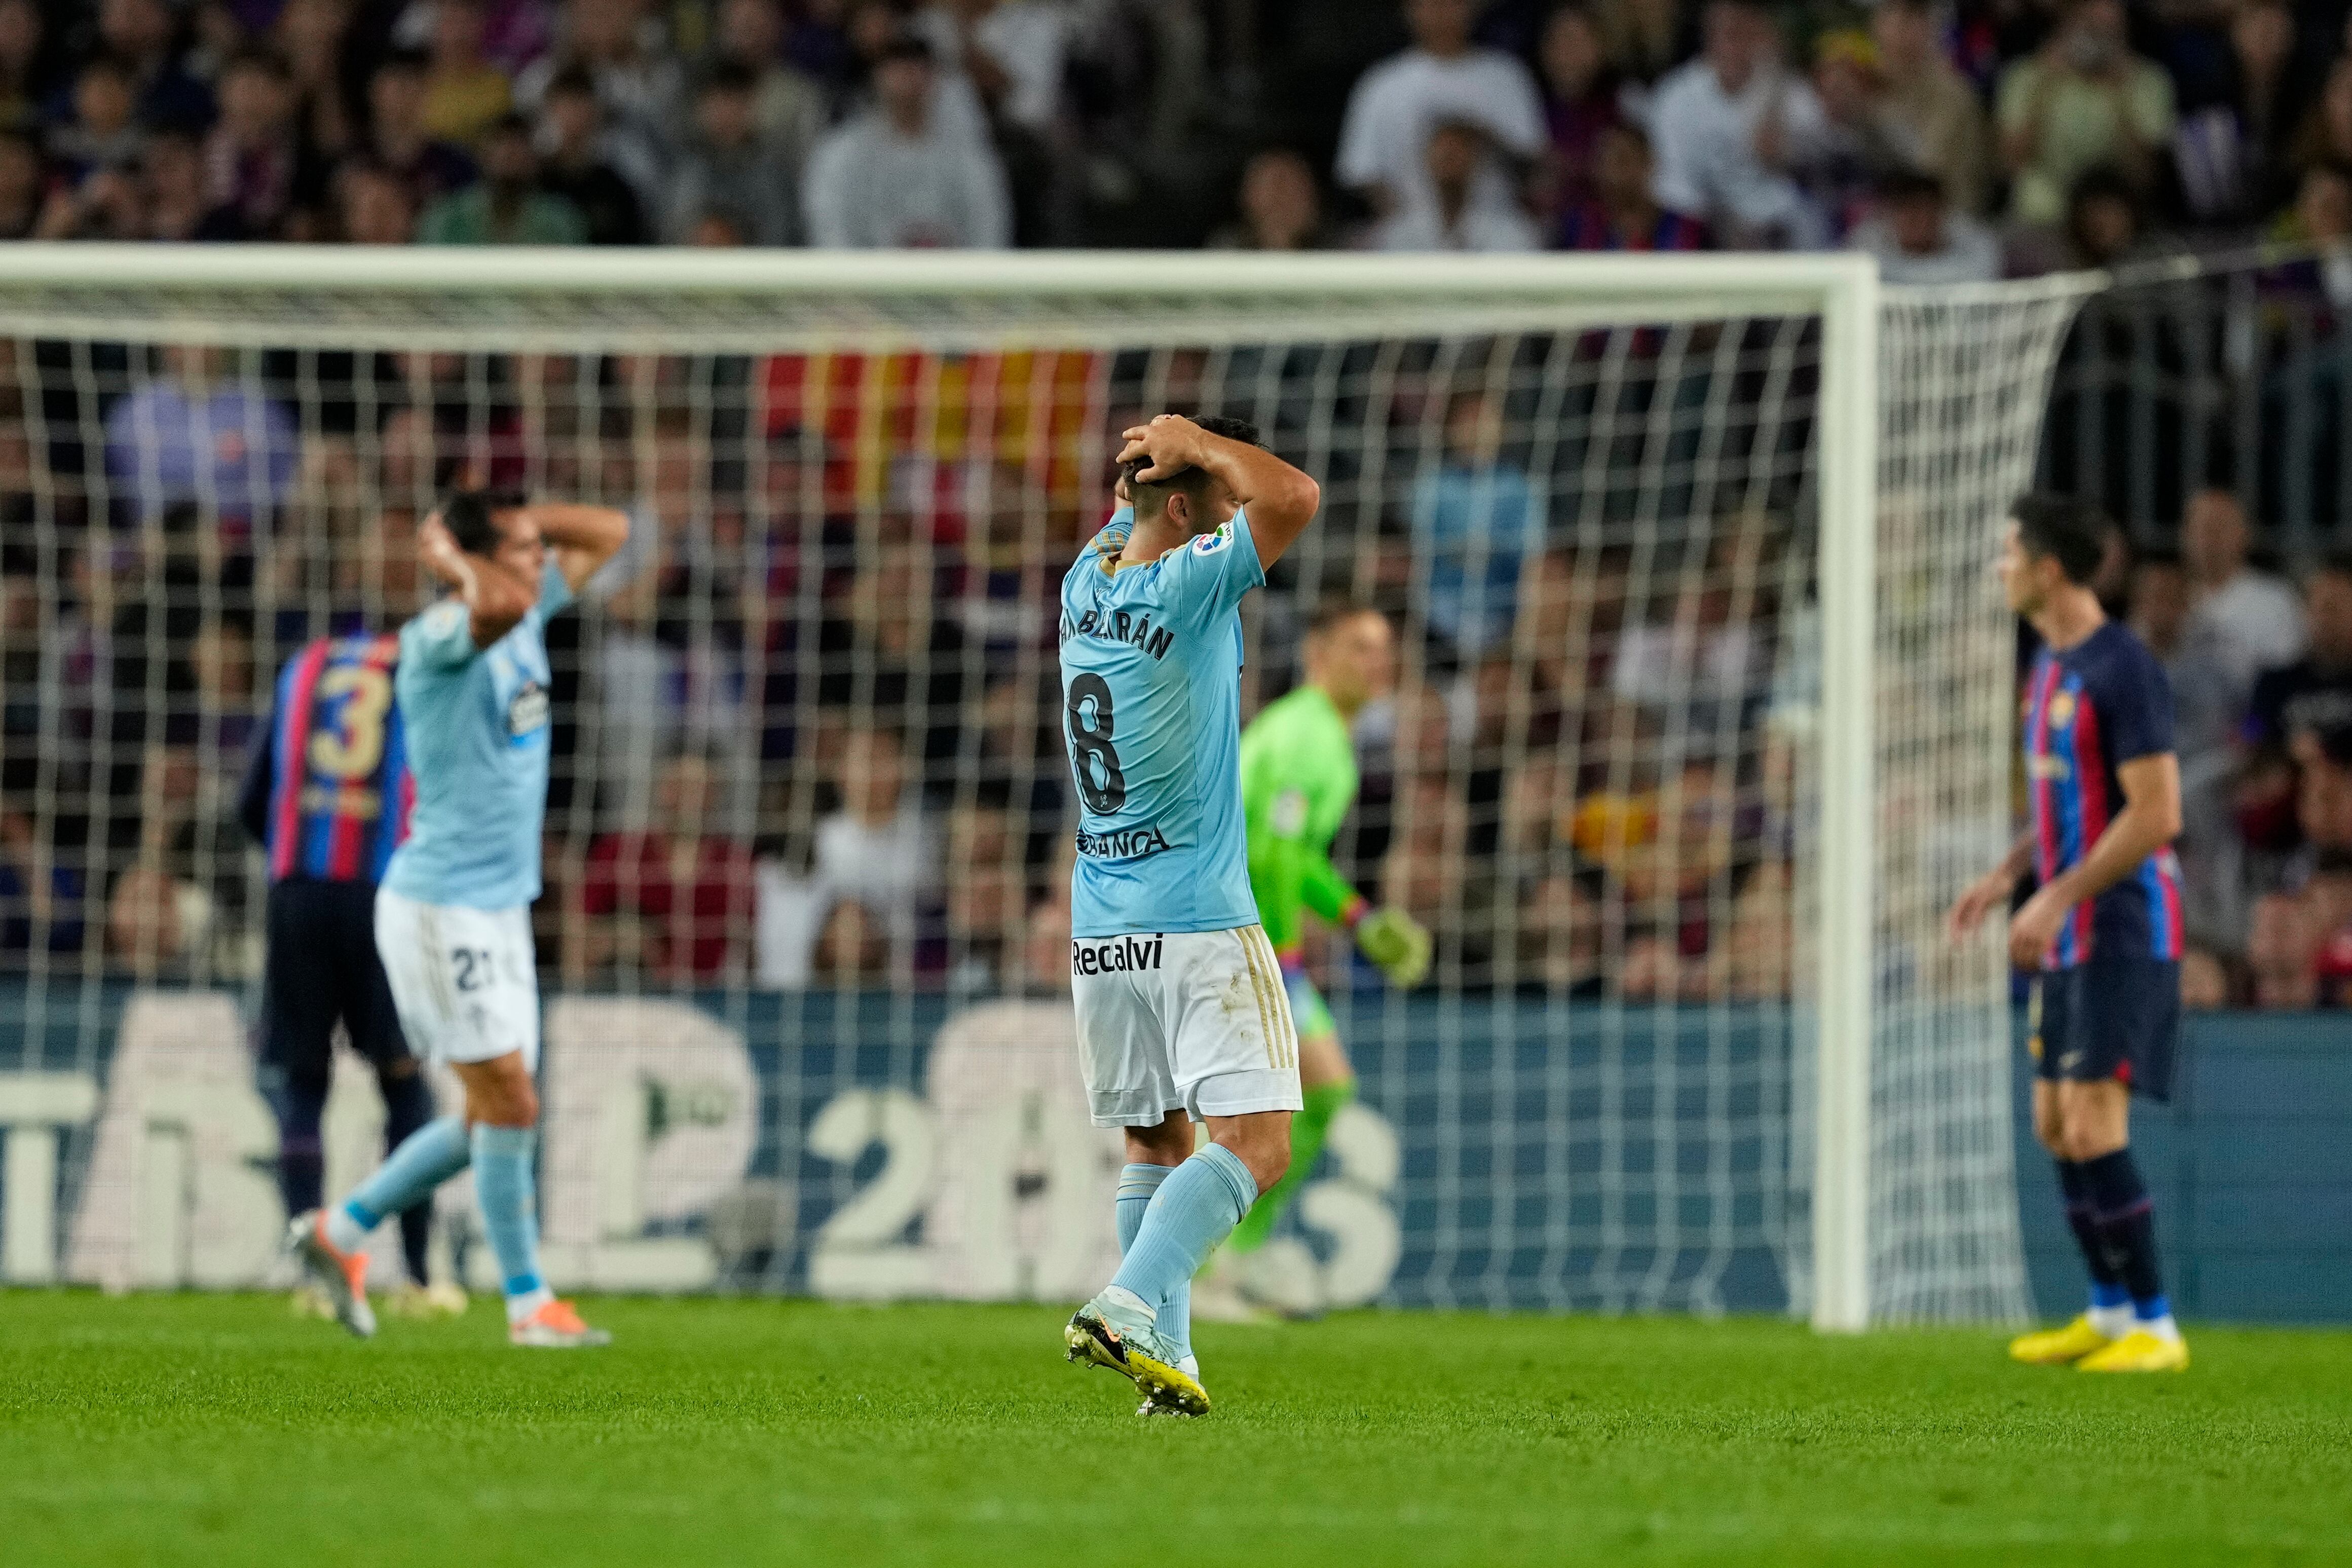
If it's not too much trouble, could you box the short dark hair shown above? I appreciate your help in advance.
[1119,414,1263,512]
[1876,167,1945,205]
[2010,492,2111,585]
[377,46,430,78]
[700,57,759,97]
[876,32,934,66]
[441,487,529,556]
[1308,598,1386,639]
[545,63,598,100]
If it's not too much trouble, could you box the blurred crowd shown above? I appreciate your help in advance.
[4,0,2352,271]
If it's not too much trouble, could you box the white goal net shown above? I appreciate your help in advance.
[0,250,2093,1324]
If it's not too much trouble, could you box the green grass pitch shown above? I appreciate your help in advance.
[4,1293,2349,1566]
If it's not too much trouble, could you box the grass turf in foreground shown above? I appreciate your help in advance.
[2,1293,2348,1567]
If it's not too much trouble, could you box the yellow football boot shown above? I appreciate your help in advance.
[2008,1315,2115,1365]
[2077,1329,2189,1372]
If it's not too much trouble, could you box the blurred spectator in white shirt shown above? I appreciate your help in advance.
[913,0,1070,135]
[2182,488,2306,697]
[515,0,687,176]
[1373,120,1543,252]
[1848,169,2001,283]
[804,32,1012,247]
[1649,0,1828,248]
[1336,0,1546,220]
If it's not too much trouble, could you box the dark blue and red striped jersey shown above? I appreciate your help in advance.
[237,634,413,884]
[2022,621,2184,969]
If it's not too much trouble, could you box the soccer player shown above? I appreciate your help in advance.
[1057,413,1323,1416]
[240,630,461,1315]
[289,487,627,1347]
[1208,603,1427,1311]
[1948,493,2189,1373]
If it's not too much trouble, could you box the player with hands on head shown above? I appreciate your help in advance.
[289,485,627,1348]
[1056,412,1323,1415]
[1948,492,2189,1373]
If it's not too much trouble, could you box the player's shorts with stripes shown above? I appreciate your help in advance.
[374,887,541,1070]
[1069,924,1304,1128]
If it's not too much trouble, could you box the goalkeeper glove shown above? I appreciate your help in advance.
[1354,906,1432,989]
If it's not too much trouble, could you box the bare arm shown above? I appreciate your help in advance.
[531,501,631,593]
[1117,415,1323,569]
[420,515,538,649]
[2005,753,2182,968]
[1946,830,2036,943]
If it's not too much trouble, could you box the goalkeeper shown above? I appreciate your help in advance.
[1222,602,1429,1282]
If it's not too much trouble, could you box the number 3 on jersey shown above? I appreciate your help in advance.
[1065,673,1127,814]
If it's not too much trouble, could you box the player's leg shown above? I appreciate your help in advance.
[259,882,337,1241]
[338,882,446,1301]
[447,906,606,1348]
[2067,959,2187,1371]
[2010,969,2129,1363]
[1075,926,1301,1414]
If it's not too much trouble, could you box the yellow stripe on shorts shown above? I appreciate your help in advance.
[1237,926,1283,1069]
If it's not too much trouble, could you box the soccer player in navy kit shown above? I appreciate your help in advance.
[1950,494,2191,1373]
[240,630,454,1311]
[1056,414,1324,1416]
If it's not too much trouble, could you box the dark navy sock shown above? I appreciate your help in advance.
[273,1070,329,1218]
[2077,1148,2166,1312]
[380,1067,437,1286]
[2055,1159,2125,1303]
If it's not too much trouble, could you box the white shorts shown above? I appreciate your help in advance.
[1070,924,1303,1128]
[373,888,541,1070]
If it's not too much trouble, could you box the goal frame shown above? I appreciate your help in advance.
[0,244,1881,1332]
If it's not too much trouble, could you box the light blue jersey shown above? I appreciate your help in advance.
[1059,506,1265,939]
[382,559,574,910]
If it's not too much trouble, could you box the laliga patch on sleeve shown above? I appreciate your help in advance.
[1271,788,1309,837]
[1192,522,1233,555]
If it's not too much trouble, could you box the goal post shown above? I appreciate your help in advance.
[0,246,2088,1325]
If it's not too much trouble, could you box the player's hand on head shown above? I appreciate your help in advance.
[1117,413,1207,483]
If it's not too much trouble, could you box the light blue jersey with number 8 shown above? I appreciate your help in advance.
[1058,505,1265,939]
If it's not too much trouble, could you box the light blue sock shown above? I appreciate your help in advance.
[1116,1164,1173,1255]
[329,1115,470,1251]
[471,1124,545,1305]
[1110,1144,1257,1359]
[1116,1163,1187,1360]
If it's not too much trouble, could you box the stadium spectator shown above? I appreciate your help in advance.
[941,801,1024,990]
[0,129,38,239]
[335,157,417,243]
[2131,548,2248,949]
[419,111,588,243]
[1871,0,1990,215]
[2293,55,2352,177]
[2173,0,2298,225]
[1372,119,1543,251]
[0,0,41,131]
[1996,0,2176,228]
[1335,0,1547,220]
[365,48,480,208]
[2058,163,2151,268]
[2182,488,2306,696]
[802,33,1012,248]
[1210,148,1336,250]
[576,748,755,982]
[2247,556,2352,753]
[420,0,514,147]
[1588,0,1682,85]
[0,781,85,961]
[1611,527,1766,712]
[513,0,687,177]
[813,719,937,953]
[1533,3,1630,223]
[204,49,310,239]
[1648,0,1828,249]
[664,59,798,246]
[1411,388,1546,663]
[91,0,213,131]
[1555,121,1706,250]
[537,63,653,244]
[710,0,829,178]
[103,345,301,531]
[911,0,1072,137]
[47,54,144,184]
[1847,169,2001,284]
[1790,30,1923,241]
[276,0,361,163]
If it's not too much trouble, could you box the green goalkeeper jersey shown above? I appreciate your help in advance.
[1240,684,1366,957]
